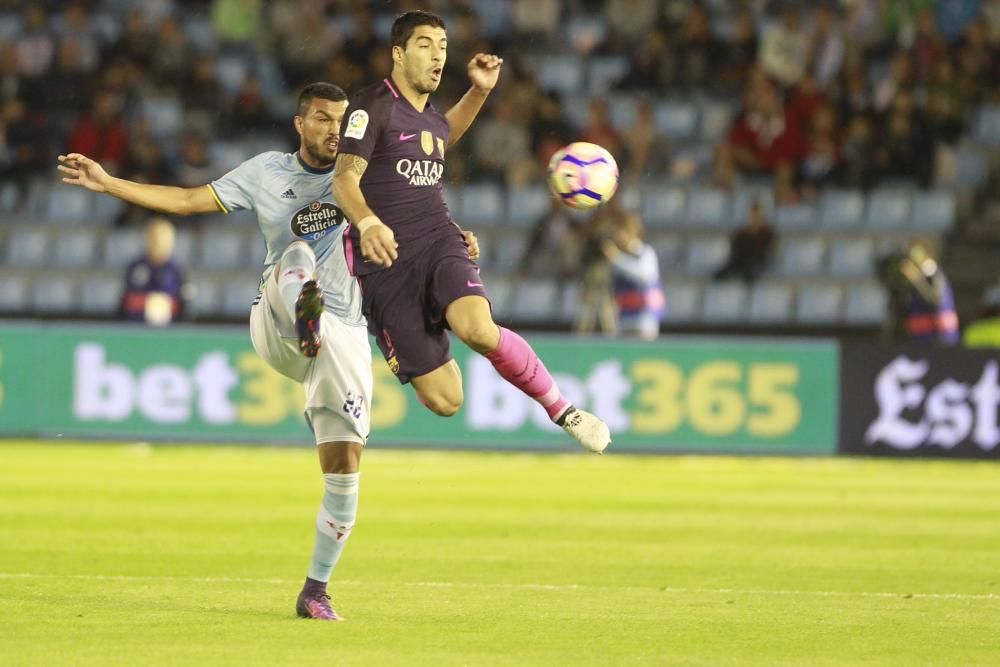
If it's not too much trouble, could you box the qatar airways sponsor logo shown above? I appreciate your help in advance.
[396,158,443,186]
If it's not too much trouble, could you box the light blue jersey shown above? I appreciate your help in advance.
[208,151,363,326]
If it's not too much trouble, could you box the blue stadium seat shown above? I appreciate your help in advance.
[506,186,552,227]
[608,95,639,131]
[777,237,826,277]
[461,183,504,226]
[699,100,733,142]
[953,147,989,189]
[865,189,913,230]
[649,232,684,272]
[662,279,702,324]
[31,272,77,315]
[103,229,145,269]
[188,273,223,319]
[702,282,748,323]
[512,278,560,323]
[733,186,774,223]
[54,227,101,268]
[79,272,122,316]
[795,284,843,324]
[246,235,267,270]
[44,186,95,225]
[685,189,732,229]
[655,102,698,142]
[911,191,956,232]
[536,56,585,95]
[819,190,864,230]
[748,281,794,324]
[442,185,461,214]
[482,273,513,320]
[844,283,888,325]
[222,273,259,319]
[216,54,249,96]
[685,234,730,276]
[775,203,817,230]
[558,281,582,326]
[5,227,52,268]
[973,105,1000,146]
[587,56,629,95]
[492,232,527,273]
[0,270,31,313]
[93,193,125,225]
[641,186,686,228]
[829,237,875,278]
[198,226,244,270]
[142,97,184,139]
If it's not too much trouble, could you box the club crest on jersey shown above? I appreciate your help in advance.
[290,201,345,241]
[344,110,368,140]
[420,131,434,156]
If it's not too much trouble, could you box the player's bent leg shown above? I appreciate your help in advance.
[274,241,324,358]
[445,295,611,453]
[410,359,463,417]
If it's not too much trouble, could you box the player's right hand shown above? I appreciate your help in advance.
[57,153,111,193]
[360,219,399,267]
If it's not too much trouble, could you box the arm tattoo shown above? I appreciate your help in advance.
[335,153,368,178]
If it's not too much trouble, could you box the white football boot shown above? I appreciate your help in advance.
[560,408,611,453]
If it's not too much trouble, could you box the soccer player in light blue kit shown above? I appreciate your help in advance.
[57,84,479,621]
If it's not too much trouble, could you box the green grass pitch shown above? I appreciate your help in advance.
[1,440,998,666]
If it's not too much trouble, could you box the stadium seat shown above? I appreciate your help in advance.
[829,237,875,279]
[79,271,123,316]
[911,191,956,232]
[481,273,513,320]
[699,100,733,142]
[222,273,259,319]
[246,235,268,270]
[641,186,686,228]
[54,227,102,268]
[188,273,223,319]
[512,278,560,323]
[198,226,244,269]
[655,101,698,142]
[492,232,527,273]
[174,228,198,265]
[44,186,94,225]
[535,56,584,95]
[819,190,864,230]
[442,185,461,213]
[587,56,629,95]
[506,185,551,227]
[216,55,249,96]
[0,270,31,313]
[685,234,729,276]
[142,97,184,139]
[973,105,1000,146]
[844,282,888,325]
[662,279,702,324]
[747,281,794,324]
[102,229,145,269]
[702,281,748,323]
[649,232,684,272]
[5,227,52,268]
[608,96,640,131]
[733,186,774,223]
[31,272,77,315]
[775,203,817,230]
[865,189,913,230]
[795,284,843,324]
[558,281,582,326]
[685,189,732,229]
[953,147,989,189]
[92,193,126,225]
[460,183,504,226]
[777,237,826,277]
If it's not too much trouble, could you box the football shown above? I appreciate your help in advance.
[546,142,620,210]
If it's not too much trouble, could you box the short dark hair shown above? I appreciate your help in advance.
[297,82,347,117]
[391,10,446,49]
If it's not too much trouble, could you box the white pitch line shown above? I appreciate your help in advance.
[0,572,996,601]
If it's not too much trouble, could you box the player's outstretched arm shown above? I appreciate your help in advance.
[332,152,398,267]
[445,53,502,148]
[57,153,221,216]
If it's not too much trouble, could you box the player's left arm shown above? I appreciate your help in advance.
[445,53,503,148]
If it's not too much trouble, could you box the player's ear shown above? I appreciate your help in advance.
[392,44,404,66]
[293,115,304,137]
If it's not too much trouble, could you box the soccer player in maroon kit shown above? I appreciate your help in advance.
[333,11,610,452]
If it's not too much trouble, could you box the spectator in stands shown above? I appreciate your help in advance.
[713,200,775,283]
[617,29,669,92]
[54,2,102,76]
[174,132,215,189]
[605,0,661,50]
[840,112,876,189]
[880,242,959,345]
[106,9,152,71]
[530,91,572,167]
[714,11,758,95]
[511,0,561,45]
[715,76,805,202]
[799,103,842,197]
[575,202,621,336]
[873,49,914,113]
[67,88,127,174]
[149,15,191,91]
[181,55,226,133]
[963,285,1000,348]
[472,98,534,187]
[622,99,669,181]
[518,195,583,279]
[211,0,262,53]
[15,5,55,81]
[810,2,846,89]
[229,74,274,135]
[873,90,934,187]
[924,56,967,145]
[0,97,46,209]
[666,3,714,90]
[912,8,949,77]
[120,217,188,326]
[759,4,809,88]
[581,98,623,162]
[601,211,664,341]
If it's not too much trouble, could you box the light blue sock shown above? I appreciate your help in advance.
[307,472,360,583]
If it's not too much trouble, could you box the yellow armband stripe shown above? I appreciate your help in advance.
[206,184,228,214]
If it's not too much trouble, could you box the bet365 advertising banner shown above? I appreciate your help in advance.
[840,344,1000,459]
[0,323,838,453]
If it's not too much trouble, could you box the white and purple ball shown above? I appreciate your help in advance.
[546,142,619,210]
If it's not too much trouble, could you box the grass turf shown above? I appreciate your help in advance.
[0,440,998,666]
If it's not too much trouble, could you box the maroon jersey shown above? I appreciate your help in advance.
[338,77,454,276]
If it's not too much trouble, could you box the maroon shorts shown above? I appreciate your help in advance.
[358,229,488,384]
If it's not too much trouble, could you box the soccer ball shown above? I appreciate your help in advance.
[546,142,619,210]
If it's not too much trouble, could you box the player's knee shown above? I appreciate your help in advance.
[419,388,463,417]
[456,321,499,354]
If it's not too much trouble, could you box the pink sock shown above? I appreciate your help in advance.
[485,327,570,422]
